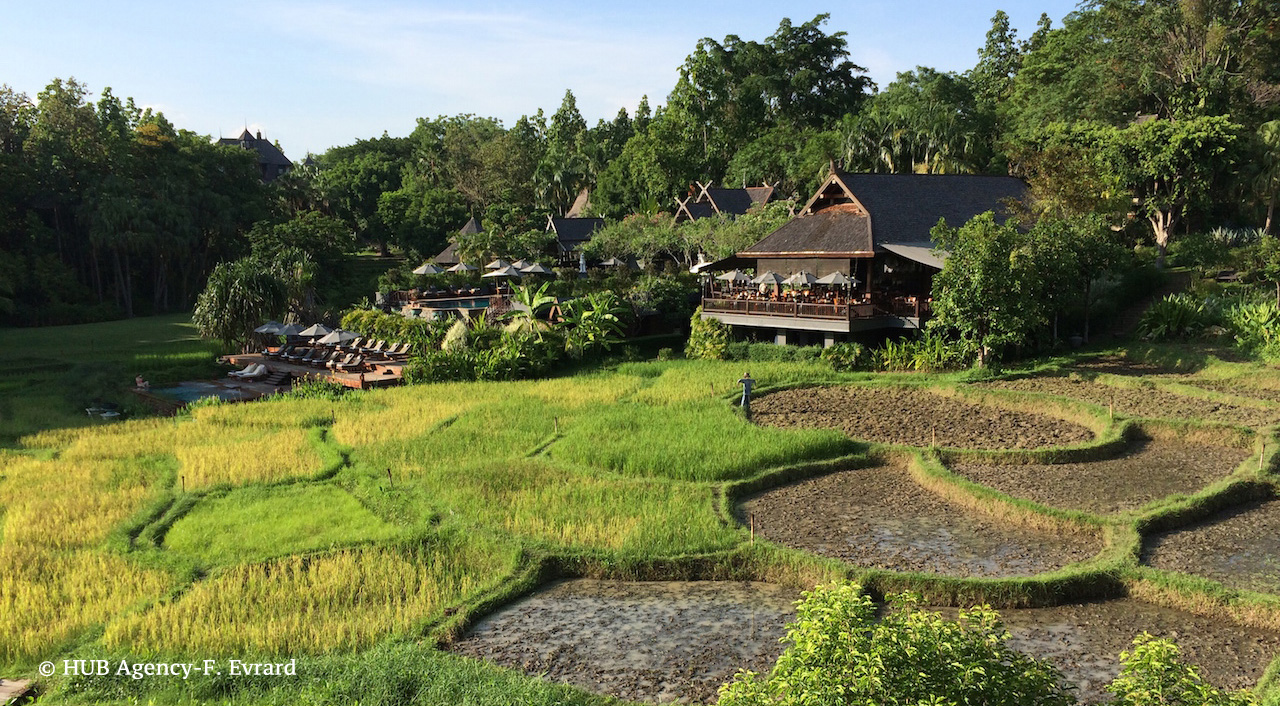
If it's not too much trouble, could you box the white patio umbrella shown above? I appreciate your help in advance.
[716,269,752,283]
[784,271,818,287]
[297,323,333,338]
[510,259,534,270]
[412,262,444,275]
[278,323,305,336]
[482,265,523,279]
[519,263,554,275]
[815,271,858,287]
[254,321,283,334]
[485,258,511,270]
[751,271,785,286]
[447,262,478,273]
[317,328,359,345]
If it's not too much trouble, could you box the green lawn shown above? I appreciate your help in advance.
[0,314,229,445]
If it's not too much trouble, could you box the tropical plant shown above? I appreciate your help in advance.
[192,257,288,351]
[503,282,556,338]
[1136,293,1216,341]
[717,581,1072,706]
[820,341,869,371]
[685,307,730,360]
[1107,633,1256,706]
[562,291,627,358]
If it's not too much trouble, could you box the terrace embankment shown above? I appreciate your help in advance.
[451,579,799,704]
[1144,499,1280,594]
[937,599,1280,704]
[951,439,1250,514]
[752,385,1094,449]
[737,463,1100,577]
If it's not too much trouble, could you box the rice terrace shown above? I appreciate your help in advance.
[1,310,1280,704]
[7,1,1280,704]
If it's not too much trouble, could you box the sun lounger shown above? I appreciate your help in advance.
[327,353,355,370]
[285,347,311,362]
[335,355,365,372]
[229,363,266,379]
[265,344,294,360]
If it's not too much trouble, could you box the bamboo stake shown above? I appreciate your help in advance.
[386,468,394,489]
[750,513,755,543]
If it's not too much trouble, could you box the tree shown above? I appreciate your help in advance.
[929,212,1048,366]
[1031,215,1128,343]
[1255,120,1280,233]
[1107,115,1240,266]
[376,183,468,258]
[192,257,289,351]
[717,581,1072,706]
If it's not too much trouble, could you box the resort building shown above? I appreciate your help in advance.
[674,182,779,223]
[433,216,482,267]
[217,129,292,182]
[548,216,605,268]
[701,171,1027,346]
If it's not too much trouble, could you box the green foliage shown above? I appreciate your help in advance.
[717,582,1072,706]
[192,257,289,351]
[562,291,628,358]
[1137,294,1217,341]
[725,342,823,363]
[1223,299,1280,360]
[627,274,699,331]
[276,379,351,401]
[685,307,730,360]
[819,341,869,371]
[1107,634,1256,706]
[929,212,1047,366]
[339,308,451,351]
[877,333,970,372]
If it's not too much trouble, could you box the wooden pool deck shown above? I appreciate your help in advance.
[0,678,32,704]
[223,353,404,390]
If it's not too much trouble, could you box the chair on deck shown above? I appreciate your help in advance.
[335,355,365,372]
[229,363,266,379]
[327,353,355,370]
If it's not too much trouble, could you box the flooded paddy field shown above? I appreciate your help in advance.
[937,599,1280,704]
[1144,499,1280,595]
[977,377,1280,427]
[752,385,1094,449]
[452,579,800,704]
[738,463,1099,577]
[951,439,1249,514]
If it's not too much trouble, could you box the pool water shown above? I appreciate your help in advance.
[150,381,254,404]
[420,297,490,310]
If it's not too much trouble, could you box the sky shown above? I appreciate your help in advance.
[1,0,1083,158]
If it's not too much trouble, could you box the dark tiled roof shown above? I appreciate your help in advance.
[549,217,604,244]
[218,129,292,182]
[836,172,1026,245]
[741,173,1026,258]
[433,241,459,265]
[742,204,872,256]
[703,188,755,216]
[745,186,776,205]
[459,217,482,235]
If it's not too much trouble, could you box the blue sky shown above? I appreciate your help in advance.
[2,1,1081,157]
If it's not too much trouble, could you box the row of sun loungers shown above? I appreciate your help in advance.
[263,339,412,373]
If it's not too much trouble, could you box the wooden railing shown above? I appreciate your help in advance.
[702,298,928,321]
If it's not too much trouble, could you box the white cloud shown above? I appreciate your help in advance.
[262,1,688,125]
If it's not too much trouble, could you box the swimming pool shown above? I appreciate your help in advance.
[420,297,491,310]
[149,381,255,404]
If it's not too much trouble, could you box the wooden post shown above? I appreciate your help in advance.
[180,475,185,493]
[386,468,393,489]
[750,513,755,543]
[931,425,936,448]
[1110,392,1115,420]
[554,416,559,434]
[1262,441,1267,473]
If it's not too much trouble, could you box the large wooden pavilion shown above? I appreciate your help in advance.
[701,171,1027,345]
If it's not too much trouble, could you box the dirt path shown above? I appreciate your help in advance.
[979,377,1280,427]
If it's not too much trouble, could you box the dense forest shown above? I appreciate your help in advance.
[3,1,1280,327]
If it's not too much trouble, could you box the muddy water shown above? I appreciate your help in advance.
[739,464,1100,577]
[936,599,1280,704]
[452,579,799,704]
[1145,499,1280,595]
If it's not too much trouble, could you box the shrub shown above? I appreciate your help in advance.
[1136,293,1217,340]
[1223,298,1280,359]
[725,342,823,362]
[821,341,869,371]
[1107,633,1256,706]
[685,307,730,360]
[717,581,1072,706]
[875,333,969,371]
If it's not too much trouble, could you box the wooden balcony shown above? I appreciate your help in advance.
[701,296,929,333]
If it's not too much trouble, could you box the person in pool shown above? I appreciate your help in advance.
[134,374,150,390]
